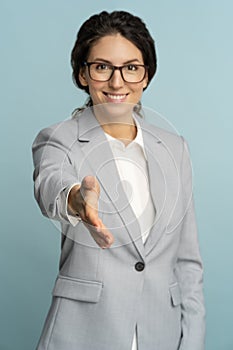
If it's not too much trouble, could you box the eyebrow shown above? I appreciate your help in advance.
[91,58,142,64]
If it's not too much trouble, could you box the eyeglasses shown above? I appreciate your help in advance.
[83,62,148,83]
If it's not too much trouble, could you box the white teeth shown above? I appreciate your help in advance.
[107,94,126,100]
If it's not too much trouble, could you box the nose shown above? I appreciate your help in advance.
[108,68,124,89]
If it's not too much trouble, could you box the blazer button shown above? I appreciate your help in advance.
[135,261,145,272]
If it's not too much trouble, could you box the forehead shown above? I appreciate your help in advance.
[88,34,144,64]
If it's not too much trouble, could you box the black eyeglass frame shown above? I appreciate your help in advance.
[83,62,148,83]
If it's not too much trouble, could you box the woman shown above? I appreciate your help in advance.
[32,10,205,350]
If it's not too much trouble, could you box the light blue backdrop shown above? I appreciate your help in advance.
[1,1,232,349]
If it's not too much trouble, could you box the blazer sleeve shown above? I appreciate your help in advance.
[177,137,206,350]
[32,124,80,223]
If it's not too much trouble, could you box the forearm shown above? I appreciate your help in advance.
[176,198,205,350]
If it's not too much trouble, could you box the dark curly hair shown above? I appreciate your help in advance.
[71,11,157,94]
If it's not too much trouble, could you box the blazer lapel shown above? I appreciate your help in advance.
[76,109,145,260]
[137,117,179,255]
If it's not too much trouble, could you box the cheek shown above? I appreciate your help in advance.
[88,81,105,95]
[133,84,145,96]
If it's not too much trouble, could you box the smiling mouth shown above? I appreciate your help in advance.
[103,92,129,100]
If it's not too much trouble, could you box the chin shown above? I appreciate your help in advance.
[93,102,135,123]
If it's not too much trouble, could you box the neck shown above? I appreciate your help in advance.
[103,121,137,145]
[93,103,137,145]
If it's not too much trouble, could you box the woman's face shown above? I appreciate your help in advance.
[79,34,148,107]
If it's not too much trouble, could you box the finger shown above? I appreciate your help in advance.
[84,204,101,228]
[94,221,114,247]
[95,235,112,249]
[80,176,100,197]
[83,220,114,248]
[94,233,113,249]
[82,222,108,248]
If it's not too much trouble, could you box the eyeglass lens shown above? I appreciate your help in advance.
[88,63,146,83]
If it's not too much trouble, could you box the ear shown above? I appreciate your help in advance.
[143,72,148,89]
[79,67,88,86]
[143,80,148,89]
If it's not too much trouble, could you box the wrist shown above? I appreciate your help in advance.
[67,184,81,217]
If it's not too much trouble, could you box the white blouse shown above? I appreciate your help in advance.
[105,117,156,350]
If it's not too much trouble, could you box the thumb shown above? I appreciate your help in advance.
[81,176,100,197]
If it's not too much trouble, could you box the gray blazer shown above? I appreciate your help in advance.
[32,108,205,350]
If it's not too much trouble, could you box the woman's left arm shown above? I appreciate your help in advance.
[176,137,206,350]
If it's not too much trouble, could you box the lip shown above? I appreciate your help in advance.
[103,92,129,103]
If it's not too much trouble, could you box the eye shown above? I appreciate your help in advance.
[95,63,110,70]
[127,64,138,71]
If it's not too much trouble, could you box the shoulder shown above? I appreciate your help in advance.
[32,110,85,149]
[35,118,78,140]
[138,115,186,151]
[32,107,97,145]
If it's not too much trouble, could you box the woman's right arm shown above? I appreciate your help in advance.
[32,124,113,248]
[32,125,80,221]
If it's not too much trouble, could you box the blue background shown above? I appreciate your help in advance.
[1,1,232,349]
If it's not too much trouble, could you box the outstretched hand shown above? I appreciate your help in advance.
[68,176,114,249]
